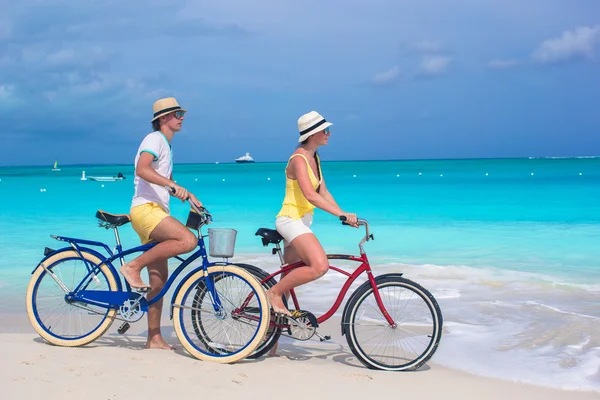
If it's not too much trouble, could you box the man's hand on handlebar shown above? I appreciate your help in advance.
[187,193,203,209]
[170,184,189,202]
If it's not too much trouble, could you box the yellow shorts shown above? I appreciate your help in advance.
[130,202,169,244]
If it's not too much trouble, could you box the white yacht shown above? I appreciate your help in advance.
[235,152,255,163]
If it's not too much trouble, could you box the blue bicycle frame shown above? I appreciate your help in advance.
[35,233,225,319]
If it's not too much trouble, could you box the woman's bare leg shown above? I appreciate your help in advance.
[267,233,328,315]
[268,244,301,356]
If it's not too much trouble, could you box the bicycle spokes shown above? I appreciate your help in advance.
[33,258,113,340]
[178,271,265,355]
[345,279,442,370]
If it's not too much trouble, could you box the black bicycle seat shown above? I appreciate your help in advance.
[255,228,283,246]
[96,210,131,227]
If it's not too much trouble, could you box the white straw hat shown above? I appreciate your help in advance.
[151,97,187,122]
[297,111,333,143]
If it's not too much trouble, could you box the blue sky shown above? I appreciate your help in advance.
[0,0,599,166]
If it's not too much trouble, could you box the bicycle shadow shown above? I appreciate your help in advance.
[31,329,432,372]
[32,326,180,351]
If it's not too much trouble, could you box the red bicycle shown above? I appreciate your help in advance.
[240,216,443,371]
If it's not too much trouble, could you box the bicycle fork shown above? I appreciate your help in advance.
[367,272,397,328]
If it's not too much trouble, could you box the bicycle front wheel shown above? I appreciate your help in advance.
[189,264,285,360]
[26,250,119,347]
[172,265,271,364]
[343,276,443,371]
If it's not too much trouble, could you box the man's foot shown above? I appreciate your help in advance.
[267,290,291,316]
[120,263,151,290]
[268,342,279,357]
[145,336,176,350]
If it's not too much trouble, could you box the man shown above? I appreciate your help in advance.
[120,97,202,350]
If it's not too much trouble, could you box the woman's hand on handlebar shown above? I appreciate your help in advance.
[340,212,359,228]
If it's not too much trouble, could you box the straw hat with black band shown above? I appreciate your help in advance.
[151,97,187,122]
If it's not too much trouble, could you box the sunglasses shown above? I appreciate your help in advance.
[173,111,185,119]
[322,127,331,136]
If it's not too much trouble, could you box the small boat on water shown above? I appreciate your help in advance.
[87,172,126,182]
[235,153,255,163]
[51,160,60,171]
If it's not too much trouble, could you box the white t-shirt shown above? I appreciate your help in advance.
[131,131,173,213]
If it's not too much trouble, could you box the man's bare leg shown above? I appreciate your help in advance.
[120,216,196,289]
[144,259,173,349]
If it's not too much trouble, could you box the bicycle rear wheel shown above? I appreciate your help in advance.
[172,265,270,363]
[343,276,443,371]
[26,250,118,347]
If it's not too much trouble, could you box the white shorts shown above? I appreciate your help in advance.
[275,214,314,247]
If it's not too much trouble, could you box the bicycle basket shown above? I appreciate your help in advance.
[208,228,237,258]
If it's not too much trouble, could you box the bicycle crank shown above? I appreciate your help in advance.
[279,310,319,341]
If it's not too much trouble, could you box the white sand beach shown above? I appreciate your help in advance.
[2,311,597,400]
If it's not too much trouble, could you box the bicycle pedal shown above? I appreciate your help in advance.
[286,310,319,328]
[117,322,130,334]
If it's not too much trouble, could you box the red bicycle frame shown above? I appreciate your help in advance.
[261,252,396,326]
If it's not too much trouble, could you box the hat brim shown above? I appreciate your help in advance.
[298,122,332,142]
[151,108,187,122]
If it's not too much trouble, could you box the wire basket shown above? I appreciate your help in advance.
[208,228,237,258]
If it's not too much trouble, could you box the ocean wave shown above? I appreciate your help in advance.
[229,253,600,391]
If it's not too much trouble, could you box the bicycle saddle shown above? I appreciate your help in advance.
[255,228,283,246]
[95,210,131,227]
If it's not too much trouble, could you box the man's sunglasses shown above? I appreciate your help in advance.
[173,111,185,119]
[323,127,331,136]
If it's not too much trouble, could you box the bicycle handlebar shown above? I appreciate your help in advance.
[165,186,211,221]
[339,215,373,246]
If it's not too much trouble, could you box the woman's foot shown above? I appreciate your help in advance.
[146,335,176,350]
[120,263,151,290]
[267,290,291,316]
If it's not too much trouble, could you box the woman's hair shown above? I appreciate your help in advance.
[298,139,322,192]
[151,119,161,132]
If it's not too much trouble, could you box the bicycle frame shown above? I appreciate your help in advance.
[39,232,224,314]
[261,253,395,327]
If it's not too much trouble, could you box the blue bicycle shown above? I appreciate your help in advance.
[25,201,271,364]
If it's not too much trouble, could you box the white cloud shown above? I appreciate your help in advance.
[0,21,10,39]
[372,66,400,85]
[45,49,78,66]
[413,40,442,53]
[532,26,600,63]
[488,59,520,69]
[0,84,16,103]
[419,56,451,76]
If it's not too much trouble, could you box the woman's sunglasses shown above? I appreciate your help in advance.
[322,127,331,136]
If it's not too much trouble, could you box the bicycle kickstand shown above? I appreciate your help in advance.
[315,331,331,342]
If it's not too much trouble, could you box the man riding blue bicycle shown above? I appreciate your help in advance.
[120,97,203,350]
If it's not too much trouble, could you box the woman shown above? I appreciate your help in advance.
[267,111,358,316]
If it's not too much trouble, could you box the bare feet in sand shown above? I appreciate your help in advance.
[268,343,279,357]
[146,336,175,350]
[120,263,150,290]
[267,290,291,316]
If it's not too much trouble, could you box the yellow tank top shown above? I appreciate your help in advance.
[276,154,322,219]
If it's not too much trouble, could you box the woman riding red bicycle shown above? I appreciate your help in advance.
[267,111,359,317]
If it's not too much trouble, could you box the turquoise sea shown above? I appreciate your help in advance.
[1,157,599,390]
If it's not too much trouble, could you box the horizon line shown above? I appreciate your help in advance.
[1,155,599,168]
